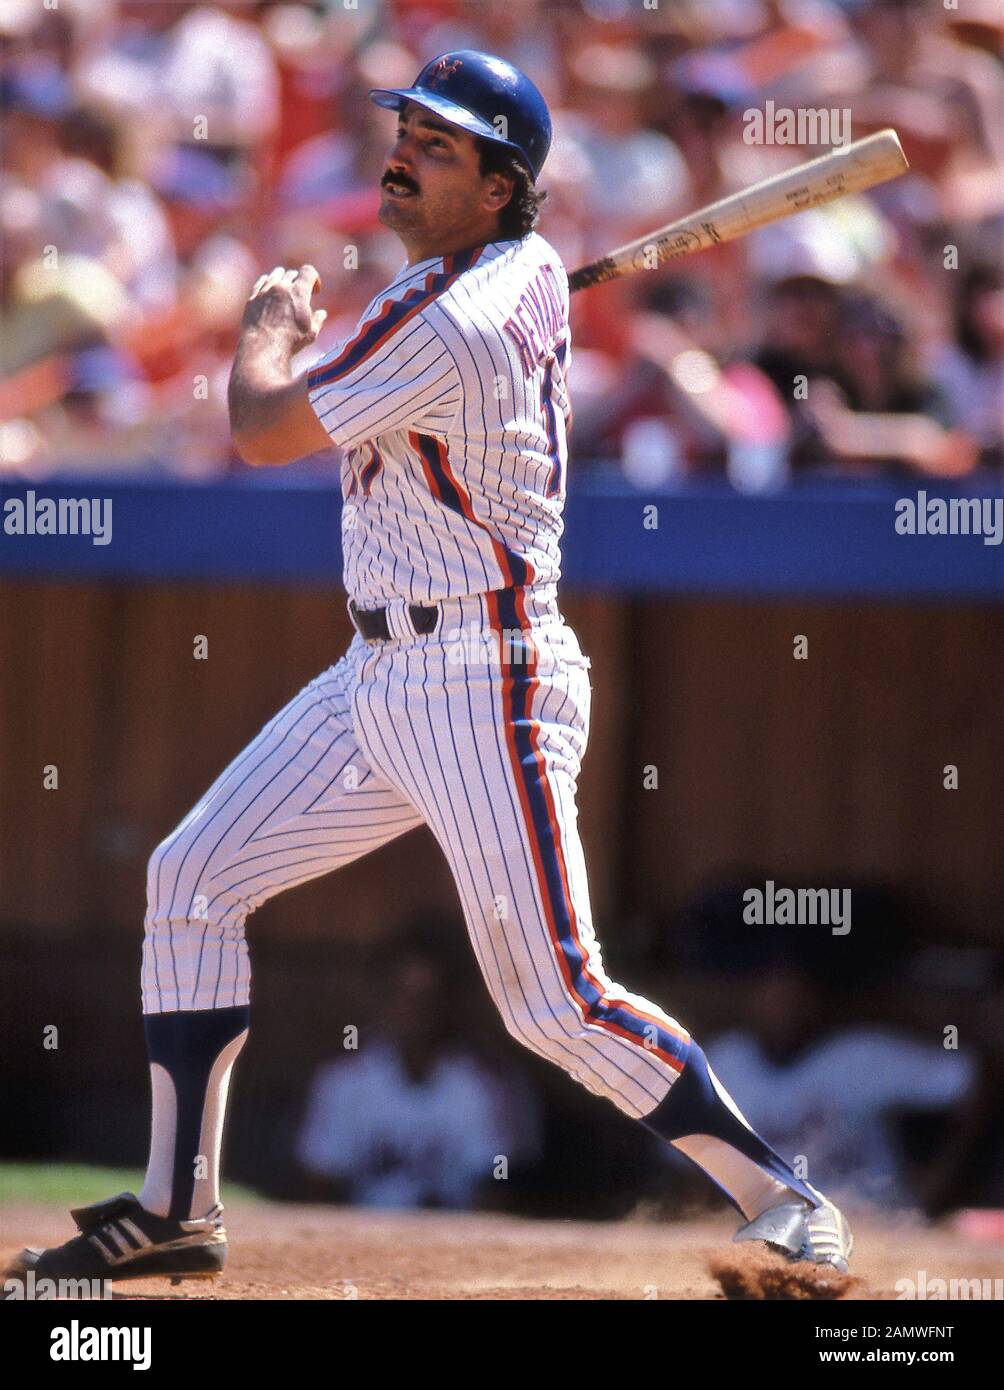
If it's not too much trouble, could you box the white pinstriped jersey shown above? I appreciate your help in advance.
[145,242,697,1156]
[306,233,572,606]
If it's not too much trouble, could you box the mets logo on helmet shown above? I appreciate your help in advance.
[429,57,462,86]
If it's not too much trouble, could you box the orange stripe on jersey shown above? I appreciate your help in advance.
[492,587,688,1072]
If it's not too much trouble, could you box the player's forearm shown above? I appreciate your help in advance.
[228,326,298,466]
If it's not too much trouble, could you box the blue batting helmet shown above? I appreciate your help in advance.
[370,50,552,182]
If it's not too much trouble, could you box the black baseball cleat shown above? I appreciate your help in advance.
[5,1192,227,1285]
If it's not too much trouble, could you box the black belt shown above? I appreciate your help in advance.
[349,599,439,642]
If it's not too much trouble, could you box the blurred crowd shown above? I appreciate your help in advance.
[1,0,1001,484]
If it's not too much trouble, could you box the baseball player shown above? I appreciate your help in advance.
[9,51,852,1287]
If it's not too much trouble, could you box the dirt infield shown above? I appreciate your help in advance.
[2,1202,999,1300]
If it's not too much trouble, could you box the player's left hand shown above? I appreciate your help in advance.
[241,264,328,355]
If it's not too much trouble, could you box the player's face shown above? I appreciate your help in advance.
[378,102,513,262]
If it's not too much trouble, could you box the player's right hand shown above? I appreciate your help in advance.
[241,264,328,355]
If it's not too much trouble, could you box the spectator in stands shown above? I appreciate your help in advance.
[805,292,980,477]
[78,1,280,159]
[704,961,977,1207]
[931,264,1004,470]
[57,102,178,312]
[752,273,848,473]
[2,57,71,185]
[276,42,405,223]
[576,277,791,490]
[562,43,691,253]
[0,181,131,380]
[295,941,540,1210]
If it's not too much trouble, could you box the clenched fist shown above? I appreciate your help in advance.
[240,263,328,355]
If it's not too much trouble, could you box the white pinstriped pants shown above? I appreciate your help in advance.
[142,588,690,1120]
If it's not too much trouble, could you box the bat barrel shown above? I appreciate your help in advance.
[567,129,908,294]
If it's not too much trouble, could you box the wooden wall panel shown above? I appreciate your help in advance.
[630,599,1003,939]
[0,582,117,928]
[1,582,1000,948]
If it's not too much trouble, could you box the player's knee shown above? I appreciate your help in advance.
[145,821,213,923]
[504,994,588,1058]
[146,833,176,910]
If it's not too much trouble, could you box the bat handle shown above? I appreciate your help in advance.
[567,259,617,294]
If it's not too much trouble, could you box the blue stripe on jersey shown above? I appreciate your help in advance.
[541,356,562,498]
[360,446,383,495]
[307,245,483,390]
[412,433,532,589]
[413,431,466,514]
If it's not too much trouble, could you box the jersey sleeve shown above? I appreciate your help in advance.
[306,308,463,450]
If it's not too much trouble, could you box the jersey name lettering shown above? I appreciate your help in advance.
[503,263,566,375]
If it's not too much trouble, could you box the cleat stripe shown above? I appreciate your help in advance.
[88,1233,118,1263]
[116,1219,150,1250]
[102,1226,127,1255]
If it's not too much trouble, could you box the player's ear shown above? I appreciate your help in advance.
[482,171,515,213]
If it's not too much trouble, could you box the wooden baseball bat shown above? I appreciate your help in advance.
[566,129,908,293]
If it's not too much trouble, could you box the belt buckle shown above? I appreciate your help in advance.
[349,599,438,642]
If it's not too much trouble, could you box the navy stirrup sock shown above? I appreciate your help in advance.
[143,1006,250,1221]
[639,1042,819,1215]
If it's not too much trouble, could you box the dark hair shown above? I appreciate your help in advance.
[642,276,714,321]
[58,105,121,177]
[476,137,546,240]
[840,292,905,345]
